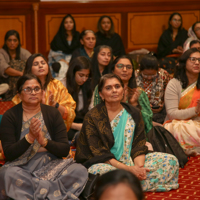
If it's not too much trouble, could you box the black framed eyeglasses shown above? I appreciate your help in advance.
[22,86,41,94]
[115,63,133,70]
[189,57,200,63]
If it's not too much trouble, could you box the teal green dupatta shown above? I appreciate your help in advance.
[110,109,134,160]
[93,86,153,134]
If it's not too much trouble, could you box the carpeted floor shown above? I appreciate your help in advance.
[145,155,200,200]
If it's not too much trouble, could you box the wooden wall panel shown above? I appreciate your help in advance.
[0,16,26,48]
[45,13,121,52]
[128,11,200,51]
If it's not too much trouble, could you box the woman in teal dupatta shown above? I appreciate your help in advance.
[0,74,88,200]
[91,55,153,134]
[75,74,179,192]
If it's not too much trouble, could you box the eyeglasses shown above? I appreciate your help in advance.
[115,64,133,70]
[22,86,41,94]
[141,72,158,79]
[189,57,200,63]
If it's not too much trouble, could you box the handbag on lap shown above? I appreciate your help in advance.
[147,126,188,168]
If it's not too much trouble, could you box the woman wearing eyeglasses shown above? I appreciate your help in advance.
[164,48,200,155]
[12,53,76,131]
[0,74,88,200]
[135,54,171,124]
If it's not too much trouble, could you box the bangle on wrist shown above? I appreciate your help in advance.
[41,138,48,147]
[116,162,121,167]
[25,134,34,144]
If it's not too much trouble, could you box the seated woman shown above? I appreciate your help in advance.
[94,169,143,200]
[70,30,96,62]
[48,14,80,76]
[75,73,179,192]
[12,53,76,131]
[62,56,92,140]
[164,48,200,155]
[92,55,153,134]
[0,74,88,200]
[183,21,200,52]
[158,13,188,58]
[157,13,188,74]
[91,45,113,90]
[135,55,171,124]
[95,15,125,57]
[0,30,31,100]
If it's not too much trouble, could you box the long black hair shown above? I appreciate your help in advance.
[91,45,113,89]
[60,14,76,36]
[23,53,53,90]
[3,30,21,60]
[168,12,182,32]
[66,56,92,115]
[94,169,143,200]
[97,15,115,38]
[111,55,137,89]
[174,48,200,89]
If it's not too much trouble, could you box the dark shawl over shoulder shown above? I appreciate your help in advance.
[50,19,80,54]
[0,103,70,161]
[95,31,126,57]
[157,28,188,58]
[75,102,148,168]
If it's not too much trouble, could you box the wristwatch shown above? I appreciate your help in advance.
[55,102,59,109]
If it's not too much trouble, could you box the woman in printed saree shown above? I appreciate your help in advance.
[75,74,179,192]
[164,48,200,155]
[0,74,88,200]
[0,30,31,100]
[92,55,153,134]
[135,54,171,124]
[12,53,76,131]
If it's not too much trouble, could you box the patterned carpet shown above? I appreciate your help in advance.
[145,155,200,200]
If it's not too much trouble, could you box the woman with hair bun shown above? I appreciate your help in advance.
[70,30,96,62]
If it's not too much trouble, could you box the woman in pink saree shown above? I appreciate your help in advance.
[164,48,200,155]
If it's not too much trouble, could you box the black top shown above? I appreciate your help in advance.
[157,28,188,58]
[50,21,80,54]
[95,31,126,57]
[0,103,70,161]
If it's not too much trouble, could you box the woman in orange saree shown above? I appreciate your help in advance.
[164,48,200,155]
